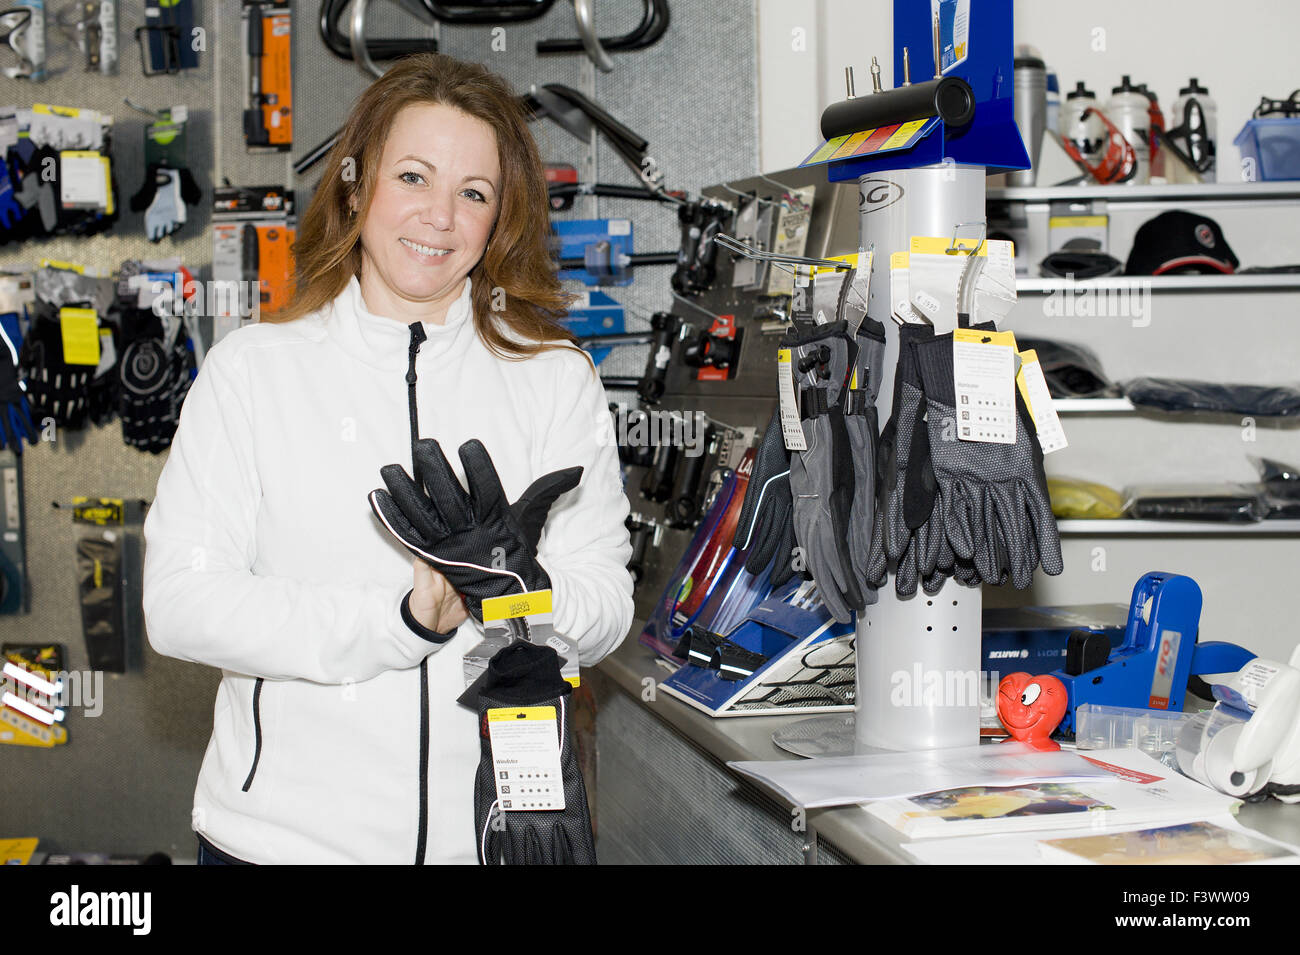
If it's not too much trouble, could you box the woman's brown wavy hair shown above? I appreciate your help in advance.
[272,53,579,360]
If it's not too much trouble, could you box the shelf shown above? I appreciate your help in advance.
[1052,398,1134,414]
[1056,519,1300,536]
[1016,274,1300,293]
[989,181,1300,204]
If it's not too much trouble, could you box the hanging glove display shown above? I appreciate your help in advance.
[19,303,93,432]
[730,407,796,587]
[845,317,886,600]
[0,311,37,452]
[868,324,944,597]
[472,641,596,865]
[369,438,583,620]
[911,331,1064,590]
[786,320,863,624]
[130,163,201,241]
[118,307,195,453]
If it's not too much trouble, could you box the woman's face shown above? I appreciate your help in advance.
[357,102,501,322]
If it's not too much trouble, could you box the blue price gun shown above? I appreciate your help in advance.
[1051,572,1255,737]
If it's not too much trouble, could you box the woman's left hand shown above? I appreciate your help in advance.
[409,558,470,634]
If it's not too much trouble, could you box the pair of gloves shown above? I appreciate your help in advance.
[731,318,887,625]
[117,307,197,453]
[867,325,1063,596]
[369,438,596,865]
[129,163,201,242]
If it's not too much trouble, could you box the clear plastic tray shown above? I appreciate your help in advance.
[1074,703,1197,770]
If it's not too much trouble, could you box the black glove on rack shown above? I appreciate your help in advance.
[472,641,596,865]
[369,438,582,621]
[118,307,195,453]
[19,303,92,432]
[730,407,797,587]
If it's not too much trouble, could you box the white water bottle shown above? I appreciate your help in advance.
[1106,75,1150,185]
[1061,81,1105,172]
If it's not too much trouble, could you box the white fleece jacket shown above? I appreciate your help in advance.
[142,275,633,864]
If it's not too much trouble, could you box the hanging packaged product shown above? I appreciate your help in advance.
[72,0,117,74]
[906,235,1018,327]
[242,1,293,151]
[1,643,68,747]
[129,105,200,242]
[0,450,26,613]
[70,497,126,673]
[1,105,117,243]
[3,1,46,80]
[211,185,295,339]
[137,0,198,75]
[763,185,815,297]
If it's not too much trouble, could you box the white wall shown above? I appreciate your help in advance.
[761,0,1300,179]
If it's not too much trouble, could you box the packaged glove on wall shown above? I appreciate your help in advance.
[117,307,196,453]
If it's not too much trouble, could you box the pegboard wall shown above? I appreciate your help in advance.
[1,0,761,860]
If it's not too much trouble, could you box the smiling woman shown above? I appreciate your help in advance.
[274,53,578,358]
[142,52,633,865]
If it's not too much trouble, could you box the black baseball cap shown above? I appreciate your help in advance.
[1125,210,1239,276]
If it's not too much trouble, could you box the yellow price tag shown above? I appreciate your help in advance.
[58,308,100,366]
[481,589,553,623]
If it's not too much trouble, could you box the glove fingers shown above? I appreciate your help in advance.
[377,461,441,533]
[944,481,976,561]
[1027,482,1064,576]
[513,465,584,550]
[368,488,438,563]
[413,438,473,529]
[457,439,512,527]
[767,516,798,586]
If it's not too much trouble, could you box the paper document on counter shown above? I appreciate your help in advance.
[866,749,1240,839]
[727,742,1112,808]
[904,815,1300,865]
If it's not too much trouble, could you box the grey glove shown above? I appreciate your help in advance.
[845,317,886,601]
[787,320,863,623]
[912,331,1064,590]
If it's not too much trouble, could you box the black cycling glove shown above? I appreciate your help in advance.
[472,641,596,865]
[369,438,582,620]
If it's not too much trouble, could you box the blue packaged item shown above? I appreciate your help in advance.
[1234,118,1300,181]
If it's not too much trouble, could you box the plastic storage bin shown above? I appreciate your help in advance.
[1234,118,1300,181]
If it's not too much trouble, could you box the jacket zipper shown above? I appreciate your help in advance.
[241,677,265,792]
[407,322,430,864]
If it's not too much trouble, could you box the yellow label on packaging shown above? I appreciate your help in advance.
[486,706,557,723]
[39,259,85,274]
[59,308,100,365]
[814,252,861,276]
[481,588,553,623]
[954,327,1018,350]
[0,838,39,865]
[890,251,909,269]
[1048,215,1107,228]
[33,104,82,118]
[101,156,114,216]
[71,496,125,526]
[911,236,988,256]
[0,706,68,748]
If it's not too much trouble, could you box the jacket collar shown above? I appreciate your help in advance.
[326,275,476,372]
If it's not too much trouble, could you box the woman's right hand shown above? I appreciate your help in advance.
[410,558,469,634]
